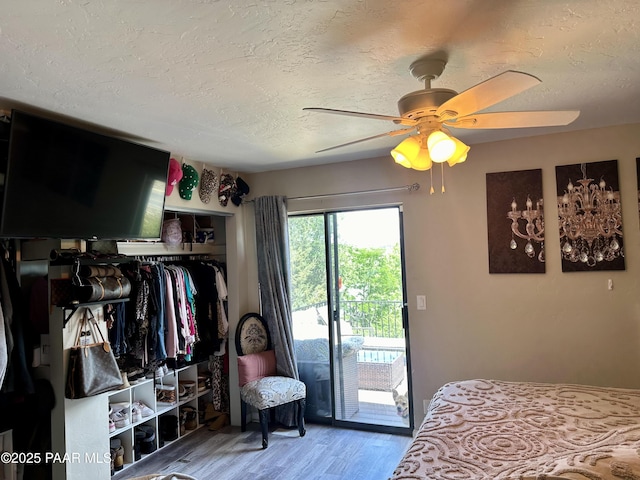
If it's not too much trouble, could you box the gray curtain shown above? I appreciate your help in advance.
[254,195,299,426]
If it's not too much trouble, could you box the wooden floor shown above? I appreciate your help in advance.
[351,390,406,428]
[113,422,412,480]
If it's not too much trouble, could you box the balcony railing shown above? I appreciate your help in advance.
[293,300,404,339]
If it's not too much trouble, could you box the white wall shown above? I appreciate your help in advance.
[244,123,640,427]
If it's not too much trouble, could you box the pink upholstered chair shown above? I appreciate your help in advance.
[235,312,306,448]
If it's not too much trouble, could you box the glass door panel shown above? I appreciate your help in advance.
[290,214,332,421]
[290,207,412,432]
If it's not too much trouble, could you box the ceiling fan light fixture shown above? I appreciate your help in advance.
[427,130,456,163]
[409,147,433,171]
[446,137,470,166]
[391,136,422,168]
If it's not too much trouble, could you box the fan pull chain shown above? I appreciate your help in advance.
[441,163,446,193]
[430,169,435,195]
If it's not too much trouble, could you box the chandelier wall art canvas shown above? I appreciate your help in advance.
[555,160,624,272]
[486,169,544,274]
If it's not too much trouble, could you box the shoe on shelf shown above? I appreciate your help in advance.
[110,438,124,472]
[111,409,130,429]
[110,402,130,413]
[179,380,196,399]
[111,445,124,471]
[198,374,213,391]
[181,406,198,430]
[127,368,145,384]
[119,371,130,389]
[131,405,142,423]
[109,418,116,433]
[145,364,170,380]
[109,403,130,428]
[133,400,154,418]
[178,383,188,400]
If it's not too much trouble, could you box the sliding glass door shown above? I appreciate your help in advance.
[290,207,412,433]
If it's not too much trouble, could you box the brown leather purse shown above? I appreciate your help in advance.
[65,308,123,399]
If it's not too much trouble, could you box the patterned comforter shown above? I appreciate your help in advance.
[390,379,640,480]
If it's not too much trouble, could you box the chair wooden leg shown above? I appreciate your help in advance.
[259,409,270,449]
[240,401,247,432]
[297,399,306,437]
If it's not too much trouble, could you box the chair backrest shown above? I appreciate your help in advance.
[235,312,272,356]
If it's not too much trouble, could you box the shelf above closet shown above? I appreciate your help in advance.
[116,210,226,257]
[115,242,225,257]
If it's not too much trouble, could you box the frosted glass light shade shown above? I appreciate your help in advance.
[446,137,470,166]
[391,136,421,168]
[391,132,467,171]
[409,147,433,171]
[427,130,456,162]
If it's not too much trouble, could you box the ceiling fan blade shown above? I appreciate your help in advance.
[436,71,541,121]
[304,107,417,126]
[444,110,580,129]
[315,127,415,153]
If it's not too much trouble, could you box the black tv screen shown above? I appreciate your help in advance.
[0,110,170,240]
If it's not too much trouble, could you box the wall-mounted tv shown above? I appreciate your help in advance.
[0,109,170,240]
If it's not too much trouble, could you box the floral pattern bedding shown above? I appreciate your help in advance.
[391,379,640,480]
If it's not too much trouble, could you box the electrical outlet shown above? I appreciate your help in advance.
[417,295,426,310]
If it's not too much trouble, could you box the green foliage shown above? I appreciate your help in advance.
[338,243,402,302]
[289,212,404,338]
[288,215,327,310]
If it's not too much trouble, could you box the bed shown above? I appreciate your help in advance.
[390,379,640,480]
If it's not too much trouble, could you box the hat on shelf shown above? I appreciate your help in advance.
[218,173,236,207]
[179,164,199,200]
[165,158,183,196]
[199,167,218,204]
[230,176,250,206]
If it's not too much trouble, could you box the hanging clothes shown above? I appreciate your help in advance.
[190,261,226,361]
[0,248,34,395]
[106,302,126,357]
[150,263,167,362]
[164,267,179,360]
[0,305,7,388]
[118,257,227,367]
[212,263,228,356]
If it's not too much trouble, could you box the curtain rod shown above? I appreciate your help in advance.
[287,183,420,201]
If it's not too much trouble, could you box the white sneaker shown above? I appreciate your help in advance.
[110,402,129,412]
[110,409,129,428]
[131,405,142,423]
[133,401,154,418]
[145,365,169,379]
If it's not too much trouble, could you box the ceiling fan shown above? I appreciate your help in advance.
[304,57,580,171]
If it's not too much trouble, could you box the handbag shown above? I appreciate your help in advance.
[65,307,123,399]
[72,262,132,303]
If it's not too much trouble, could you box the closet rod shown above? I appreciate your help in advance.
[288,182,420,201]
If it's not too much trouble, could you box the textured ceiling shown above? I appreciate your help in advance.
[2,1,640,172]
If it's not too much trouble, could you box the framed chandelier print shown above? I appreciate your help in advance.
[486,169,545,274]
[555,159,624,272]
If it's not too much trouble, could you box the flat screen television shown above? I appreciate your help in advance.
[0,109,170,240]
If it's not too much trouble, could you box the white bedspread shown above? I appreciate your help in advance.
[390,379,640,480]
